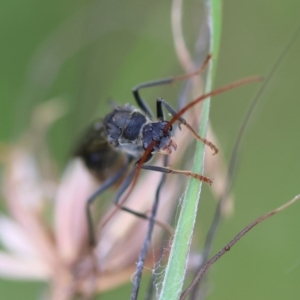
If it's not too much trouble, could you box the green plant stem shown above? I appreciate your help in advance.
[158,0,222,299]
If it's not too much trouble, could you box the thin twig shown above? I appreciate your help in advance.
[180,194,300,300]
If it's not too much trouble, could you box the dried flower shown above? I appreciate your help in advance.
[0,96,231,299]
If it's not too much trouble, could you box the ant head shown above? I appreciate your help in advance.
[142,121,177,155]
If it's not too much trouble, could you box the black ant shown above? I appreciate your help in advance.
[74,54,261,246]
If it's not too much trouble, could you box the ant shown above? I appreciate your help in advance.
[74,54,261,246]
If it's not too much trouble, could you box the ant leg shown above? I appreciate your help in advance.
[86,161,130,246]
[132,55,212,118]
[157,97,185,122]
[140,163,213,185]
[106,167,173,234]
[130,155,169,300]
[132,78,171,119]
[157,98,218,154]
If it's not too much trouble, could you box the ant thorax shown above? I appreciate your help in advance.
[104,103,177,159]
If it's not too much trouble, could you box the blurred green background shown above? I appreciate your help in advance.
[0,0,300,299]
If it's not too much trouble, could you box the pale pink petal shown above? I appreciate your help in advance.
[54,159,98,263]
[2,152,59,269]
[0,215,41,259]
[0,251,51,280]
[3,149,46,212]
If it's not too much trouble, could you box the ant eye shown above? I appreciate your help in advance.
[169,124,172,131]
